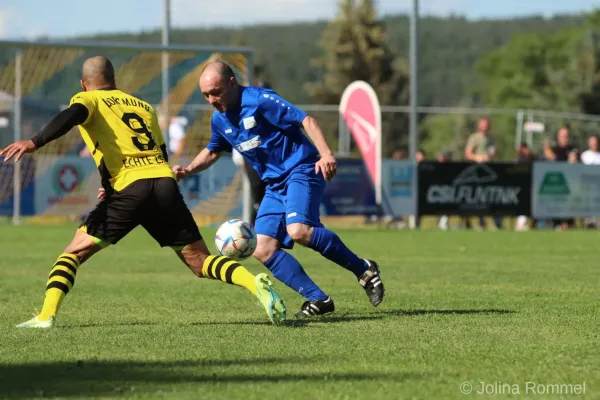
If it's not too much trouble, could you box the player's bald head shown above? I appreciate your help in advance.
[200,61,236,85]
[199,61,240,113]
[81,56,116,88]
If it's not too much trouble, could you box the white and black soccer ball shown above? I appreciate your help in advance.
[215,219,257,260]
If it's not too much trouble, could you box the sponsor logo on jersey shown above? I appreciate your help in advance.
[235,135,262,153]
[243,116,257,129]
[122,154,167,169]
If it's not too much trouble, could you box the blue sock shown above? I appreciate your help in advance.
[308,227,368,278]
[264,249,329,301]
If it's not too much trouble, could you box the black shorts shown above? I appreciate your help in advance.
[81,177,202,247]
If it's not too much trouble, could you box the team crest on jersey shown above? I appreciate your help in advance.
[243,116,257,129]
[235,135,262,152]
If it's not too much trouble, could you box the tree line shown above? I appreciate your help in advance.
[0,1,595,159]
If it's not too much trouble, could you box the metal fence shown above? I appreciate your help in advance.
[0,39,253,224]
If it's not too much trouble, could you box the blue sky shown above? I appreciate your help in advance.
[0,0,597,40]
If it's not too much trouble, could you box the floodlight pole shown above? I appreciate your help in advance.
[12,48,22,225]
[409,0,419,161]
[162,0,171,145]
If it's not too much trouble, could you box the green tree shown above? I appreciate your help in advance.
[306,0,409,155]
[470,10,600,152]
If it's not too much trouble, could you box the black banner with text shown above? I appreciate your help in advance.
[418,162,532,216]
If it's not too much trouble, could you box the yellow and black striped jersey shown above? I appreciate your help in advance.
[69,89,174,191]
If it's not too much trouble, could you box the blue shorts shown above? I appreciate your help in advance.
[255,164,325,249]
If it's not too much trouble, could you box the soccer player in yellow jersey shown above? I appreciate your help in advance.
[0,56,286,328]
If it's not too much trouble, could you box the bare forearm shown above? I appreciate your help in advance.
[185,148,221,175]
[465,148,475,161]
[302,115,333,156]
[544,147,556,160]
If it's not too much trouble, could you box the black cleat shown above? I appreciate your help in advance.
[294,297,335,318]
[359,259,384,306]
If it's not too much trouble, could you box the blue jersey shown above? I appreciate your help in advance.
[207,86,319,184]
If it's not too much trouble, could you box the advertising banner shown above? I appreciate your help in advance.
[339,81,382,204]
[418,162,532,216]
[321,158,379,215]
[533,162,600,218]
[381,159,416,216]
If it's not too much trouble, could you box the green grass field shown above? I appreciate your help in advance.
[1,224,598,399]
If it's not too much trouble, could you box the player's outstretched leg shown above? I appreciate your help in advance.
[253,234,335,318]
[177,240,286,324]
[288,223,385,307]
[16,229,104,328]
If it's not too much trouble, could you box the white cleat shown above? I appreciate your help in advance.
[16,315,56,329]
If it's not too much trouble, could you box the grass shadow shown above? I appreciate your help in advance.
[197,308,515,327]
[0,358,408,398]
[61,321,157,329]
[377,309,515,317]
[54,309,515,329]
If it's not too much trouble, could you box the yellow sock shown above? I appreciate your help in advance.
[202,255,256,295]
[38,253,80,320]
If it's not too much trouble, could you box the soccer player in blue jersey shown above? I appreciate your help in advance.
[173,61,384,317]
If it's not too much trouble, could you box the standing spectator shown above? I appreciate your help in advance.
[580,135,600,165]
[515,143,536,231]
[543,126,576,161]
[463,118,502,230]
[437,150,452,163]
[568,150,579,164]
[465,118,496,162]
[391,150,406,160]
[580,135,600,228]
[543,126,577,230]
[167,117,187,159]
[437,150,452,230]
[516,142,536,163]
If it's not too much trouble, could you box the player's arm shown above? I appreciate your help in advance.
[150,110,170,162]
[172,119,228,180]
[301,115,337,180]
[301,115,334,157]
[0,104,88,162]
[543,139,556,160]
[174,148,222,180]
[258,92,337,180]
[487,137,497,159]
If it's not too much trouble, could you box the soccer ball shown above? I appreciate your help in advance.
[215,219,257,260]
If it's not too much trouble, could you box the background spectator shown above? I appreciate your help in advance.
[580,135,600,228]
[437,150,452,230]
[543,126,576,230]
[544,126,576,161]
[515,143,536,231]
[517,142,536,163]
[580,135,600,165]
[465,118,495,163]
[166,117,187,159]
[463,118,502,230]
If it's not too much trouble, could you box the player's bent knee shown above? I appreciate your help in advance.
[286,223,313,246]
[253,235,280,264]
